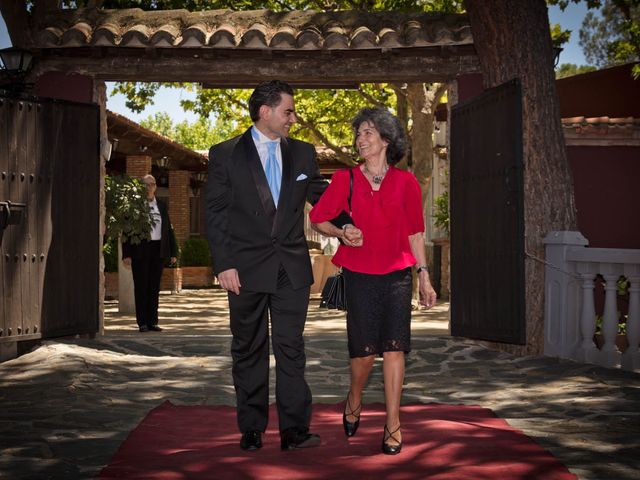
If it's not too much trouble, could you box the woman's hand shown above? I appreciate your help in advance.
[343,225,363,247]
[418,273,437,308]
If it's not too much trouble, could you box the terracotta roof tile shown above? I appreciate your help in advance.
[34,8,472,51]
[561,116,638,127]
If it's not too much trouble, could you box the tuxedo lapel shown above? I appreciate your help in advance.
[272,138,293,236]
[238,129,276,222]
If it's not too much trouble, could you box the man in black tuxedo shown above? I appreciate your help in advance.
[123,174,177,332]
[206,81,361,451]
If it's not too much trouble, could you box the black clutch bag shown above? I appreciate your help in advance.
[319,270,347,311]
[319,168,354,312]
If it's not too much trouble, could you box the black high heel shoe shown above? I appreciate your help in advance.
[381,424,402,455]
[342,392,362,437]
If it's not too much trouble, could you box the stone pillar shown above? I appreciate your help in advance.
[118,155,152,314]
[622,270,640,371]
[169,170,191,247]
[542,231,589,359]
[94,80,108,336]
[117,239,135,314]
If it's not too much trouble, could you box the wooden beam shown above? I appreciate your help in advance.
[34,51,480,84]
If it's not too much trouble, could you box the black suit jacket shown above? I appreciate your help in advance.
[206,128,345,293]
[122,198,177,260]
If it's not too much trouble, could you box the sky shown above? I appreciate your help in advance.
[1,3,591,124]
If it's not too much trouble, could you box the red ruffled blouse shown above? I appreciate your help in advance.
[309,166,424,274]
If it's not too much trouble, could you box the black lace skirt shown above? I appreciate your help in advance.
[343,267,412,358]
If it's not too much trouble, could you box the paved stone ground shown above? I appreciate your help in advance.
[0,289,639,480]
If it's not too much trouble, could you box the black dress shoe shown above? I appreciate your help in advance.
[381,424,402,455]
[342,391,361,437]
[148,325,163,332]
[138,326,149,332]
[240,430,262,451]
[280,427,321,451]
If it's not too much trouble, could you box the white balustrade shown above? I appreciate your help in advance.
[543,231,640,371]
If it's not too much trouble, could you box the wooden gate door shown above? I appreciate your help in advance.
[449,79,525,344]
[0,93,99,343]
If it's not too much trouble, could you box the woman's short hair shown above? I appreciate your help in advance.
[248,80,295,122]
[351,107,408,165]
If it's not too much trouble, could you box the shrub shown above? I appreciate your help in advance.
[180,237,211,267]
[432,191,449,236]
[103,236,118,273]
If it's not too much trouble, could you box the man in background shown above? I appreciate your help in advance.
[123,174,177,332]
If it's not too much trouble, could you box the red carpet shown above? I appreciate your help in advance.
[99,401,577,480]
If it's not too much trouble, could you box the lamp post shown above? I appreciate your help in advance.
[0,47,34,93]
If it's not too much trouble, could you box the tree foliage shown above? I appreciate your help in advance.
[555,62,598,77]
[130,85,397,163]
[139,111,235,150]
[548,0,640,77]
[550,22,573,48]
[580,0,640,69]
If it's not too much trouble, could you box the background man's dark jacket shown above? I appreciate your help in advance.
[122,198,177,260]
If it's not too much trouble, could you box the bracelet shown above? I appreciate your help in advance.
[416,265,428,274]
[341,224,352,239]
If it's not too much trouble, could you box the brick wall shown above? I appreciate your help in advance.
[126,155,152,178]
[181,266,215,288]
[169,170,190,247]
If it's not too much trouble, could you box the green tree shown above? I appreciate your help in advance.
[139,112,233,150]
[139,112,175,138]
[555,62,598,77]
[548,0,640,77]
[580,0,640,68]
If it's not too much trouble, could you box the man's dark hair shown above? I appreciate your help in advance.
[248,80,295,122]
[351,107,408,165]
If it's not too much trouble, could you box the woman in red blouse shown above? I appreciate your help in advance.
[310,107,437,455]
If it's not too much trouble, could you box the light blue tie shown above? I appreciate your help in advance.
[265,141,281,206]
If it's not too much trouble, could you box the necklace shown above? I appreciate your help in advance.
[364,164,388,184]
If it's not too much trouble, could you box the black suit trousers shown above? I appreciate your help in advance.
[228,267,312,434]
[131,240,164,327]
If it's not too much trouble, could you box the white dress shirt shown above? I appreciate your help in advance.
[251,126,283,174]
[149,197,162,241]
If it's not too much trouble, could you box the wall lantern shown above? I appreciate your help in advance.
[191,172,207,196]
[0,47,34,91]
[155,156,171,169]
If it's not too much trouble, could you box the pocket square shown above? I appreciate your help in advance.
[296,173,308,181]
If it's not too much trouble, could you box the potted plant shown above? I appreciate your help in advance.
[179,236,214,288]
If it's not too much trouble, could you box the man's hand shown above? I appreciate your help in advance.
[218,268,241,295]
[122,257,131,269]
[170,256,177,266]
[343,225,363,247]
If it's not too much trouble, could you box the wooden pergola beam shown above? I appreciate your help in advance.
[33,47,479,84]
